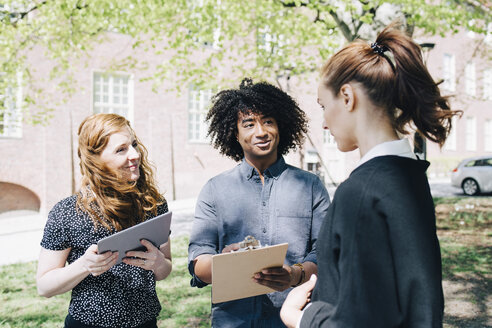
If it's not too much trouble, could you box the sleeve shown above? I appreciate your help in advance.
[300,302,338,328]
[187,180,220,288]
[40,201,71,251]
[303,177,330,264]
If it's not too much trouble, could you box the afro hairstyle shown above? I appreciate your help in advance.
[206,78,308,161]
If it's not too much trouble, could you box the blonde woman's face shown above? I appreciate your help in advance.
[99,127,141,182]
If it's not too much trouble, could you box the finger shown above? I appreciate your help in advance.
[261,267,287,275]
[99,251,116,260]
[122,257,147,268]
[221,243,239,253]
[140,239,157,251]
[254,272,289,283]
[298,274,317,291]
[125,250,144,258]
[90,265,106,277]
[254,278,289,290]
[101,252,119,266]
[87,244,98,253]
[84,244,101,262]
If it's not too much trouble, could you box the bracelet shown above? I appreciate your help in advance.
[292,263,305,287]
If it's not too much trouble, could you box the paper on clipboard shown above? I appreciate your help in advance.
[211,243,288,304]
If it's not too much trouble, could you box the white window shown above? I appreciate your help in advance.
[442,53,456,92]
[93,72,133,121]
[444,116,457,151]
[483,69,492,100]
[323,130,336,147]
[188,85,213,142]
[0,73,22,138]
[466,117,476,151]
[465,62,476,96]
[485,120,492,152]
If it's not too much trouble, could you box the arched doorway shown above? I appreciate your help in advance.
[0,182,41,214]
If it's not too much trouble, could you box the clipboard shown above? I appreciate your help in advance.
[211,243,288,304]
[97,211,172,264]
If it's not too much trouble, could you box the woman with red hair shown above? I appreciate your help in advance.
[37,113,172,328]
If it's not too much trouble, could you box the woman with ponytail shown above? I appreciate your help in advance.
[37,113,172,328]
[281,23,461,327]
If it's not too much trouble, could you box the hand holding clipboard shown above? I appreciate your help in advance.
[212,236,288,303]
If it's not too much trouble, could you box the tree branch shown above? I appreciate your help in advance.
[0,1,48,26]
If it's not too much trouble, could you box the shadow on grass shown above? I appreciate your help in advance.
[441,245,491,328]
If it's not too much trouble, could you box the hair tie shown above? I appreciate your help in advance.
[371,42,388,55]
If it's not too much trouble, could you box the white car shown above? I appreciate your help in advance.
[451,156,492,195]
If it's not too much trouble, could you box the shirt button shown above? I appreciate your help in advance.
[262,228,267,233]
[262,201,266,206]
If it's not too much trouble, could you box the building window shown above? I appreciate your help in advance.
[465,62,476,96]
[188,85,213,142]
[93,72,133,121]
[323,130,336,146]
[485,120,492,152]
[0,74,22,138]
[466,116,476,151]
[483,69,492,100]
[444,116,457,151]
[442,53,456,92]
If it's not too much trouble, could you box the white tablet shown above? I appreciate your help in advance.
[97,211,172,264]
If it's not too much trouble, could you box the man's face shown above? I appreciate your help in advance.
[236,112,280,162]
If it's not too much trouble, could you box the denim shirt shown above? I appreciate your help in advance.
[188,157,330,328]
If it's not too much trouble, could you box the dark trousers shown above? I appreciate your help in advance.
[64,314,158,328]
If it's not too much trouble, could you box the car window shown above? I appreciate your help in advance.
[484,159,492,166]
[474,160,484,166]
[465,160,476,167]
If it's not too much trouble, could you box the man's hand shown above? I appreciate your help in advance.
[252,264,294,291]
[280,274,317,328]
[221,243,240,253]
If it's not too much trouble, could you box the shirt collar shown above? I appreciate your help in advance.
[240,156,286,180]
[357,138,417,169]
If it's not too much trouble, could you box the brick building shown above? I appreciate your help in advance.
[1,29,491,215]
[423,30,492,177]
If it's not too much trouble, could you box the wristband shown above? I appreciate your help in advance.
[292,263,305,286]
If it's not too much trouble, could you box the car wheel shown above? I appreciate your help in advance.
[462,178,480,196]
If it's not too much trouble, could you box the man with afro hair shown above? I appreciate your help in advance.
[188,78,330,327]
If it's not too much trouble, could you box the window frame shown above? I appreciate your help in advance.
[465,116,477,151]
[91,71,134,123]
[0,72,22,139]
[187,85,213,144]
[465,62,476,96]
[442,53,456,92]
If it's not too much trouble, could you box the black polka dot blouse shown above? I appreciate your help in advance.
[40,195,168,327]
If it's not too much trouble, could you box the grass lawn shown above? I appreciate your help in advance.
[0,196,490,327]
[434,197,491,328]
[0,236,211,328]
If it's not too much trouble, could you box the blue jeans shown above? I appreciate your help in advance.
[211,296,287,328]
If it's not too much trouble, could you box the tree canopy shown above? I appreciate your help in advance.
[1,0,490,122]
